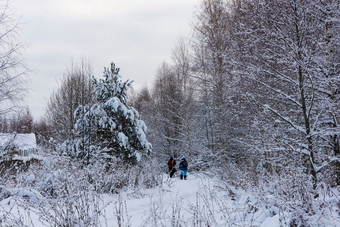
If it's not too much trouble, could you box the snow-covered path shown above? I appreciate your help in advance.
[102,173,305,227]
[103,173,223,226]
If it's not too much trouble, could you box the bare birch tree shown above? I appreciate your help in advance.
[193,0,233,160]
[0,1,27,115]
[45,59,94,142]
[234,0,340,191]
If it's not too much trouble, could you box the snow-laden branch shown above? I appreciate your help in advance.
[314,157,340,174]
[250,77,302,108]
[264,104,306,134]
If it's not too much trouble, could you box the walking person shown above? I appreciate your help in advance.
[179,157,188,180]
[167,156,177,178]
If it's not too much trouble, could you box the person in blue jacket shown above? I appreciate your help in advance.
[179,157,188,180]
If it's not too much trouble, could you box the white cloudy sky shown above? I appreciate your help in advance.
[10,0,198,120]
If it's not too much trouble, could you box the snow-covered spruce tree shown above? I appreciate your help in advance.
[71,63,152,163]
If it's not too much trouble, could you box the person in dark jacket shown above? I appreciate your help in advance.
[167,156,177,178]
[179,157,188,180]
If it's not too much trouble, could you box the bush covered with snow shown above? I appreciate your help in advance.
[213,162,340,227]
[0,146,163,226]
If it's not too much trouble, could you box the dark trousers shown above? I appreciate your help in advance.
[169,167,176,178]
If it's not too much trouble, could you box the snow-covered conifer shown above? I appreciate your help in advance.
[72,63,152,162]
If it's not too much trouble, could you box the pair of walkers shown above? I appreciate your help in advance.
[167,156,188,180]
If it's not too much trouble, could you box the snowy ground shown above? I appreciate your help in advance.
[1,172,339,226]
[104,173,229,226]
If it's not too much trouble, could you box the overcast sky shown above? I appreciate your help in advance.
[11,0,198,120]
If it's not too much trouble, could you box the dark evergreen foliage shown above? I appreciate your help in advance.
[70,63,151,163]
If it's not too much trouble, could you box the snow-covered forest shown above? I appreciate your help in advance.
[0,0,339,226]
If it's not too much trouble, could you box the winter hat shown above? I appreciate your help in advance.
[170,156,173,159]
[181,157,186,160]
